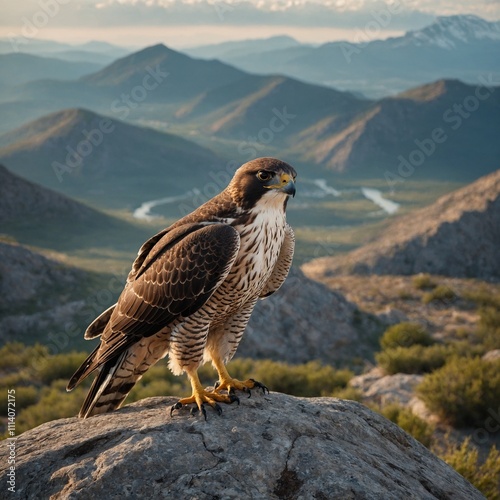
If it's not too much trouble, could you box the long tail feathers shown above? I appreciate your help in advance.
[78,351,137,418]
[69,344,167,418]
[67,345,140,418]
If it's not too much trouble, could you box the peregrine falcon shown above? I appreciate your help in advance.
[67,157,296,419]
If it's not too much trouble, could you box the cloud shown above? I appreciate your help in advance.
[1,0,498,32]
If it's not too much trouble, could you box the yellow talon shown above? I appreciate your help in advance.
[170,369,239,419]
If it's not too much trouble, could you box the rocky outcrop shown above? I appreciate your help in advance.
[0,242,82,307]
[350,367,424,407]
[302,169,500,281]
[0,393,483,499]
[243,267,383,364]
[0,241,89,344]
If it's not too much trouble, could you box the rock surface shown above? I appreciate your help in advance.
[0,393,483,499]
[244,267,383,364]
[350,368,424,406]
[0,241,88,344]
[302,169,500,281]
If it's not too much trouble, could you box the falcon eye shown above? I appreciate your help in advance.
[256,170,274,182]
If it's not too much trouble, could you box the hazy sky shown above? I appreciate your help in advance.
[1,0,499,48]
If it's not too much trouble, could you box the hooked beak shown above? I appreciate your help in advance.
[265,173,296,197]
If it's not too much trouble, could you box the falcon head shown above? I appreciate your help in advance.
[227,157,297,210]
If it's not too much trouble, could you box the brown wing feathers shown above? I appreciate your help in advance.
[67,224,240,392]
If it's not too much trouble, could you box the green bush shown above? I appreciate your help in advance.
[376,344,449,374]
[412,274,437,290]
[417,357,500,427]
[36,352,89,385]
[15,380,89,434]
[462,286,500,309]
[0,342,49,372]
[380,322,434,350]
[422,285,457,305]
[377,403,434,448]
[330,386,363,402]
[435,438,500,500]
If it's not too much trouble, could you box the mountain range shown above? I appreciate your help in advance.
[1,69,498,184]
[0,53,102,85]
[302,169,500,281]
[0,108,221,209]
[0,38,131,65]
[187,15,500,98]
[0,163,153,255]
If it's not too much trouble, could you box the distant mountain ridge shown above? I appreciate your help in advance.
[0,108,221,208]
[185,35,302,60]
[0,53,102,85]
[0,163,152,254]
[190,15,500,97]
[81,43,246,102]
[302,169,500,281]
[397,15,500,49]
[290,79,500,179]
[0,42,498,181]
[0,163,97,223]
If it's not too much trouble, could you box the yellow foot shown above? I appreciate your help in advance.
[214,378,269,398]
[170,389,239,420]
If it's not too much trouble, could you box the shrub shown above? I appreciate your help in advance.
[475,306,500,351]
[377,403,434,448]
[422,285,457,305]
[15,380,89,434]
[462,286,500,309]
[0,343,49,372]
[417,357,500,427]
[380,322,434,350]
[412,274,437,290]
[376,344,449,374]
[330,386,363,402]
[36,352,89,385]
[435,438,500,500]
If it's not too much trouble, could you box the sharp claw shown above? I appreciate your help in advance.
[230,394,240,405]
[170,401,183,417]
[250,379,269,394]
[214,403,223,416]
[201,403,207,421]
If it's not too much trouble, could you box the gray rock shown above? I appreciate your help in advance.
[482,349,500,362]
[352,372,424,406]
[0,393,483,499]
[243,267,383,364]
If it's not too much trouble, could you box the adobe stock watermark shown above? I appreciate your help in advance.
[8,0,70,52]
[52,117,115,182]
[471,405,500,446]
[110,65,169,120]
[178,106,296,216]
[51,65,168,182]
[341,0,403,63]
[384,74,498,190]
